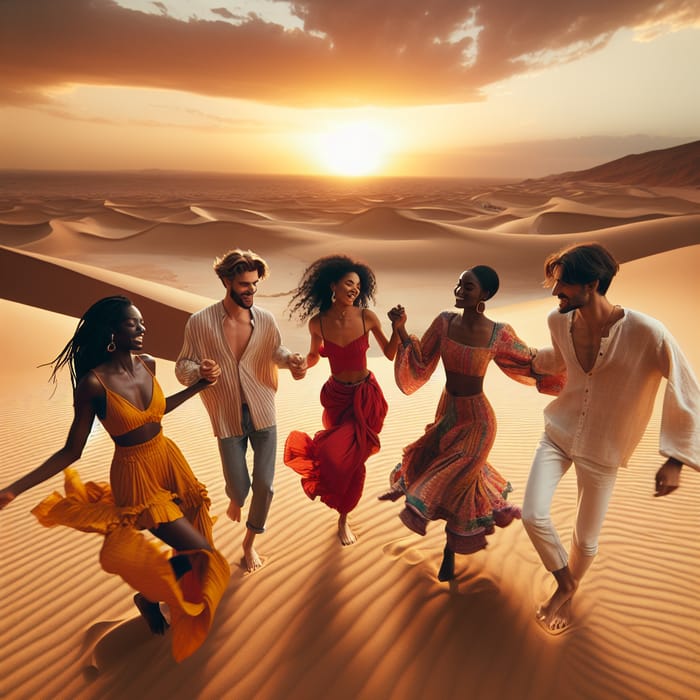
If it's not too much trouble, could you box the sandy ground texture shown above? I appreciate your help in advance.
[1,174,699,700]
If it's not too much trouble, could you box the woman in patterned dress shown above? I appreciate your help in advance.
[381,267,564,581]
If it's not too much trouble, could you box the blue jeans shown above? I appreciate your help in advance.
[218,405,276,533]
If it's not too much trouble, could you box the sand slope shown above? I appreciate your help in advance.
[1,177,699,700]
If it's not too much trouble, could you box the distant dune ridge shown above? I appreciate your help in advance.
[1,144,699,700]
[541,139,700,187]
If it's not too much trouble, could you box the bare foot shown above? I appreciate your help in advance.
[536,599,573,635]
[226,500,241,522]
[133,593,168,635]
[338,514,357,546]
[437,547,455,581]
[242,546,263,573]
[536,584,577,634]
[242,528,264,573]
[378,489,402,502]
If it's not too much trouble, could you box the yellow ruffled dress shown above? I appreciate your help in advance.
[32,360,230,662]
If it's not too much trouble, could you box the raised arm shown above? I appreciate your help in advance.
[366,308,400,360]
[0,376,99,508]
[141,354,217,414]
[164,378,217,414]
[494,323,566,396]
[388,304,408,344]
[391,309,442,395]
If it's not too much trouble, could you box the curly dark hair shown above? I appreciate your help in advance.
[47,295,133,389]
[287,255,377,322]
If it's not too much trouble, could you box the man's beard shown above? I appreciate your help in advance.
[556,289,589,314]
[230,288,253,308]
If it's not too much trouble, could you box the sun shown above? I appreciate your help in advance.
[313,121,391,176]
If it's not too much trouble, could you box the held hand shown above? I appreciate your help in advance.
[654,459,682,497]
[0,490,16,510]
[388,305,407,329]
[288,353,307,380]
[200,358,222,384]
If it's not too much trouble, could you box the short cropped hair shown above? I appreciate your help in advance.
[470,265,499,300]
[214,249,269,281]
[544,242,619,295]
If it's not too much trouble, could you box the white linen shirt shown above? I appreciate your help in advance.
[533,308,699,470]
[175,302,291,437]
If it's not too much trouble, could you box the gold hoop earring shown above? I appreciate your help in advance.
[107,334,117,352]
[476,301,486,314]
[331,290,336,303]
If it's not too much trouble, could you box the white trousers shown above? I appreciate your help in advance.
[522,433,618,572]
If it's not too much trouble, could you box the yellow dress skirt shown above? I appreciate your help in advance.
[31,431,230,662]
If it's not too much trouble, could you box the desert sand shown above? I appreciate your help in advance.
[1,172,699,700]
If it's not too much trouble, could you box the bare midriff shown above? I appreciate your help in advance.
[332,369,370,385]
[113,422,162,447]
[445,371,484,396]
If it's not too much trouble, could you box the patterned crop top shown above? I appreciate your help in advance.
[92,356,166,438]
[319,310,370,375]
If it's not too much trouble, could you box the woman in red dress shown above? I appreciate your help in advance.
[284,255,400,545]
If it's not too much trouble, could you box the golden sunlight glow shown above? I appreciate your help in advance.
[313,121,391,176]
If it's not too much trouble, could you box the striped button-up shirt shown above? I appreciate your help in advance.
[175,301,291,437]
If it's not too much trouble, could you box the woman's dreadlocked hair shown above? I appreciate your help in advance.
[47,296,133,389]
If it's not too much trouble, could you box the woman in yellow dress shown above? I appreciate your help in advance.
[0,296,230,662]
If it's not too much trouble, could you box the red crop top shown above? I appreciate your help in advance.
[319,310,369,375]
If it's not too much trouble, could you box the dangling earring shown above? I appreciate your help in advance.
[331,290,336,303]
[107,334,117,352]
[476,300,486,314]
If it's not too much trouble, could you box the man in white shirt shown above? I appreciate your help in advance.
[522,242,699,633]
[176,249,305,572]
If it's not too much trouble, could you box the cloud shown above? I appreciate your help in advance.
[1,0,698,108]
[19,102,277,133]
[210,7,240,21]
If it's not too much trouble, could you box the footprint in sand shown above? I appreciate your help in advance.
[81,616,165,677]
[382,538,425,565]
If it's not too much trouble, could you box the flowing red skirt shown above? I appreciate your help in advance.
[284,373,388,514]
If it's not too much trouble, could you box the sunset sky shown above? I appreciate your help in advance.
[1,0,698,178]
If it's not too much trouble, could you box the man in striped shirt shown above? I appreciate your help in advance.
[176,249,305,572]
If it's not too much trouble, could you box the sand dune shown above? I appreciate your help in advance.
[0,205,53,226]
[1,174,699,700]
[337,206,459,239]
[62,210,158,239]
[0,221,53,247]
[548,140,700,187]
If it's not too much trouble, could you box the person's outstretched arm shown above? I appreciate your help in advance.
[0,376,99,508]
[142,354,219,415]
[366,308,401,360]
